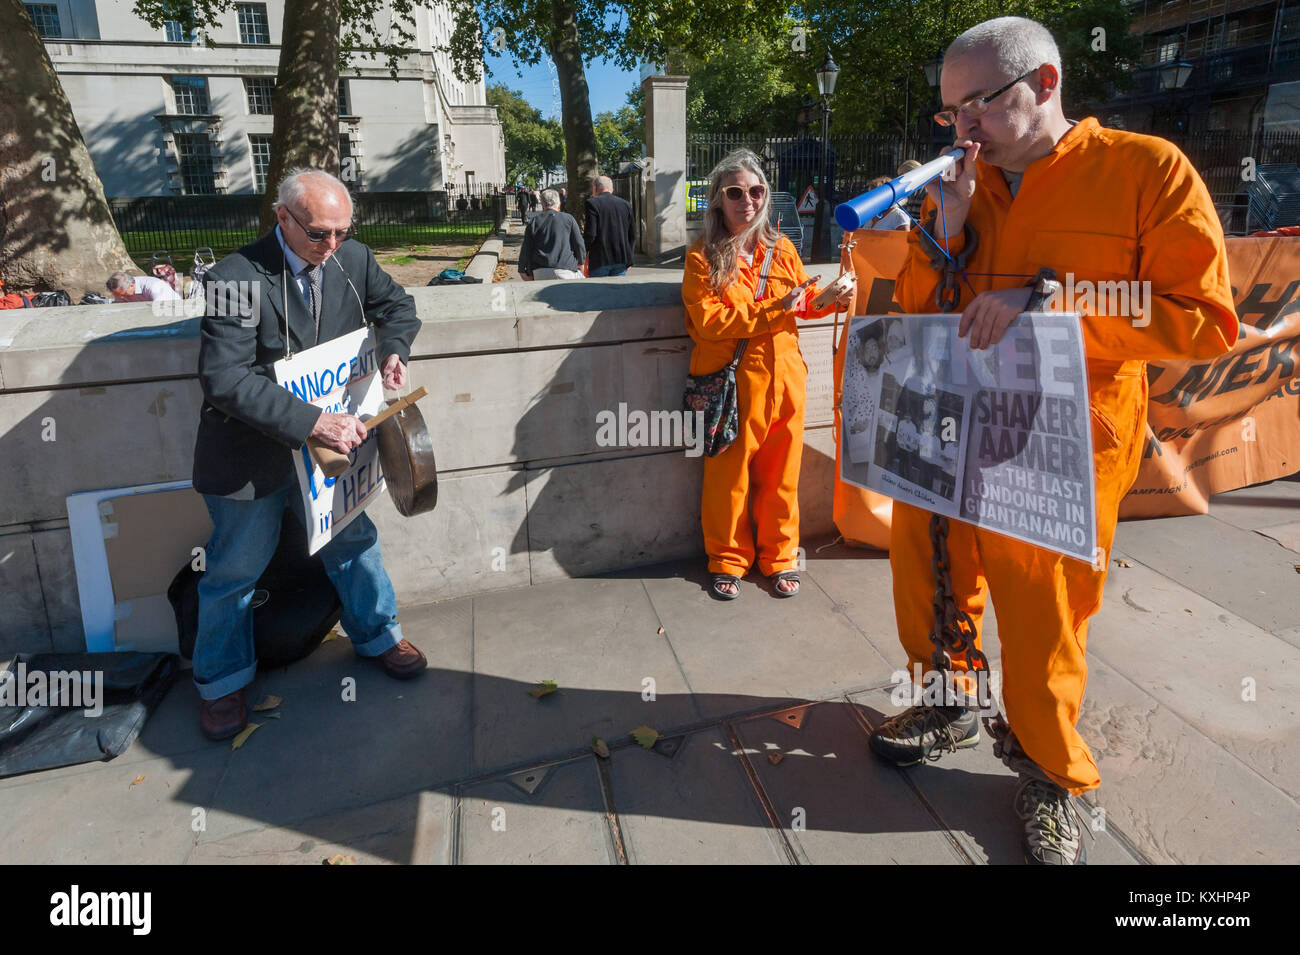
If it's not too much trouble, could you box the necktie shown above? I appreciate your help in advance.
[304,264,322,343]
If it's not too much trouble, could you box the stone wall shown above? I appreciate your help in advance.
[0,273,842,655]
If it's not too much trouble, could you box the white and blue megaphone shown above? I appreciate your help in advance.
[834,148,966,232]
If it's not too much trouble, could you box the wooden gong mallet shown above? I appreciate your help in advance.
[306,386,429,478]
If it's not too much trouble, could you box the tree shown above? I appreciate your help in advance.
[487,84,565,186]
[593,105,641,176]
[443,0,794,217]
[0,0,135,295]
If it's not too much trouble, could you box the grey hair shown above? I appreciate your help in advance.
[541,188,561,209]
[592,175,613,193]
[273,167,354,218]
[946,16,1063,91]
[702,148,781,294]
[106,272,134,292]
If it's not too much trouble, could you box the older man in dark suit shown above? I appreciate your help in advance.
[583,175,635,277]
[192,168,425,741]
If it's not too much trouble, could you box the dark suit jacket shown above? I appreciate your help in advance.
[192,230,421,498]
[583,192,635,270]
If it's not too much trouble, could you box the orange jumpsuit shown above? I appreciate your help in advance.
[682,235,837,577]
[892,117,1238,793]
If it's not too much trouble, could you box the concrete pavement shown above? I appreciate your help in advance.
[1,478,1296,865]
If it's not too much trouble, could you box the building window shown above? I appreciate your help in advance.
[174,133,216,195]
[249,134,272,192]
[24,4,62,38]
[237,3,270,44]
[244,77,275,114]
[1157,39,1181,64]
[164,4,195,42]
[338,79,351,116]
[171,76,210,114]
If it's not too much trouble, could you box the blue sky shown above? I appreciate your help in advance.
[483,49,642,118]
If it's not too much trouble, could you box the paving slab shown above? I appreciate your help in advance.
[1078,656,1299,864]
[1096,554,1300,798]
[1255,519,1300,555]
[455,757,616,864]
[1114,514,1300,633]
[731,700,965,864]
[0,750,227,864]
[470,577,698,772]
[188,790,452,865]
[193,598,473,843]
[642,561,898,720]
[1207,479,1300,531]
[609,727,787,865]
[849,689,1140,865]
[804,542,1006,681]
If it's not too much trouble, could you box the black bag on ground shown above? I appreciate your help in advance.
[79,292,111,305]
[31,290,74,307]
[169,508,342,668]
[0,652,178,778]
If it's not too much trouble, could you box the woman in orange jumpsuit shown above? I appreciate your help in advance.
[681,149,855,599]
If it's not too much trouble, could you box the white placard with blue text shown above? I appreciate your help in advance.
[273,327,386,554]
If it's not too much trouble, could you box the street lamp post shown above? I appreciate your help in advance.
[812,51,839,263]
[924,50,944,153]
[1158,59,1193,135]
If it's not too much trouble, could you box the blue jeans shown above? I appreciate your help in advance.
[588,264,628,277]
[193,476,402,700]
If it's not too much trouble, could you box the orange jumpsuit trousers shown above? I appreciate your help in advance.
[682,235,838,577]
[893,117,1239,794]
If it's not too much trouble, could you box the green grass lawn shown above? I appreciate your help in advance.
[121,221,496,268]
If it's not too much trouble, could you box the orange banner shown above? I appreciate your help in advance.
[839,232,1300,537]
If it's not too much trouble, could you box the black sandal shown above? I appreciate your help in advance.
[711,574,741,600]
[770,570,800,598]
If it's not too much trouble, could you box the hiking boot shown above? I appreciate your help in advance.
[1014,774,1088,865]
[868,705,979,767]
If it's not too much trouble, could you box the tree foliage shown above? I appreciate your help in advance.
[593,105,641,176]
[487,84,564,186]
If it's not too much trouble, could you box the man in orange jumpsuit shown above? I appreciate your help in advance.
[867,17,1238,864]
[681,163,848,599]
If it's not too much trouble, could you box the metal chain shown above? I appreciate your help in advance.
[926,219,989,681]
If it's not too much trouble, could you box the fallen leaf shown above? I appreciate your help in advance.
[130,774,145,787]
[231,723,261,750]
[630,725,659,749]
[592,737,610,758]
[322,629,343,643]
[657,626,664,634]
[767,753,784,765]
[263,712,282,719]
[324,854,355,865]
[528,680,559,699]
[1184,608,1193,614]
[1114,559,1132,568]
[252,694,281,712]
[1293,563,1300,574]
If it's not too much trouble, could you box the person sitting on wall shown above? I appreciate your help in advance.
[518,189,587,281]
[107,271,182,302]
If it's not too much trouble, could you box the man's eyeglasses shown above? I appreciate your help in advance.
[934,68,1038,127]
[284,205,353,243]
[721,184,767,202]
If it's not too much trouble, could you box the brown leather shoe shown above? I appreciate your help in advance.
[376,639,427,679]
[199,689,248,741]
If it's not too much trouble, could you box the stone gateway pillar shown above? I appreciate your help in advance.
[642,75,689,262]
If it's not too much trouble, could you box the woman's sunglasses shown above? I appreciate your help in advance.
[721,185,766,202]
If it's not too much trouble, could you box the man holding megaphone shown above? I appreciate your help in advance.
[866,16,1238,865]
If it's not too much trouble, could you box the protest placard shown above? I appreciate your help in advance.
[840,312,1098,563]
[273,327,386,554]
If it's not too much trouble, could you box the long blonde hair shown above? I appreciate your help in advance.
[702,149,782,294]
